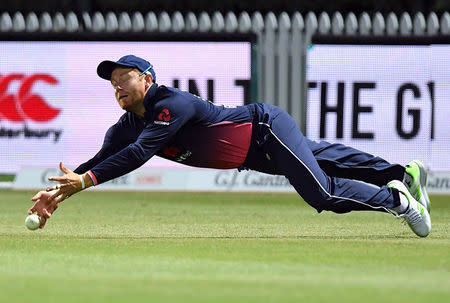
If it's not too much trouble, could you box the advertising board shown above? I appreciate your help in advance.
[307,38,450,172]
[0,35,253,173]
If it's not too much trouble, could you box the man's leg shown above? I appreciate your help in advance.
[305,129,430,213]
[258,107,400,214]
[306,140,405,187]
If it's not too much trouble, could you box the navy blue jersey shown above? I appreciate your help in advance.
[74,84,253,185]
[72,83,405,217]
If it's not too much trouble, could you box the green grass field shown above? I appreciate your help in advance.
[0,174,14,182]
[0,190,449,303]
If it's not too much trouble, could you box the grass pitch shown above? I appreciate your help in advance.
[0,190,449,303]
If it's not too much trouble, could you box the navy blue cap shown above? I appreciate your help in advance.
[97,55,156,81]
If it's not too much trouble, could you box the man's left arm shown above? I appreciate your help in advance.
[87,104,194,185]
[28,99,196,226]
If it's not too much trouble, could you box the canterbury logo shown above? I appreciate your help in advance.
[157,108,170,121]
[0,74,60,122]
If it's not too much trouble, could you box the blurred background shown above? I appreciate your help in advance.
[1,0,449,14]
[1,1,449,194]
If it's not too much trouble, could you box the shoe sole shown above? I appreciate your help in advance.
[412,160,431,213]
[388,180,431,237]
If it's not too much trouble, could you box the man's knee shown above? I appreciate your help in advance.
[301,193,335,214]
[305,197,380,214]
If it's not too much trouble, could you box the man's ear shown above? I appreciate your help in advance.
[145,73,154,86]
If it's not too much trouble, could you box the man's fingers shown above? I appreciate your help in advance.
[43,208,52,219]
[49,191,61,201]
[39,217,47,228]
[48,176,65,182]
[54,195,65,204]
[31,192,42,201]
[59,162,71,174]
[46,183,64,192]
[50,191,69,204]
[46,186,56,192]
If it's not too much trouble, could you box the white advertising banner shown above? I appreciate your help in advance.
[13,167,296,192]
[307,43,450,172]
[0,40,251,173]
[12,166,450,194]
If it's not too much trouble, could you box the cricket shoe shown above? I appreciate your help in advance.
[403,160,431,213]
[388,180,431,238]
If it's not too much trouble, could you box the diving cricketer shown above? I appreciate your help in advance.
[28,55,431,237]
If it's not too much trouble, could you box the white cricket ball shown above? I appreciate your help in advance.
[25,214,41,230]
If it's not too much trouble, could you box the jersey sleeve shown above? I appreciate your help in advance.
[73,124,130,174]
[88,99,195,185]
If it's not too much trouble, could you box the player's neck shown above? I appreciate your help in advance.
[130,86,151,117]
[128,102,146,117]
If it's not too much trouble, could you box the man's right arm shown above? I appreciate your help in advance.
[29,119,134,227]
[73,124,130,175]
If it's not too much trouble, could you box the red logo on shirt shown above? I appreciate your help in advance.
[158,108,170,121]
[163,146,180,157]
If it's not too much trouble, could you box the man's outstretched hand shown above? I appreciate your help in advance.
[45,162,85,201]
[28,190,61,228]
[28,162,89,229]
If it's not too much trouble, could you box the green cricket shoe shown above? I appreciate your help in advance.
[388,180,431,237]
[403,160,431,213]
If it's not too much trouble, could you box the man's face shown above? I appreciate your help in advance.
[110,67,148,111]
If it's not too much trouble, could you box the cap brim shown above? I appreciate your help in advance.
[96,60,134,80]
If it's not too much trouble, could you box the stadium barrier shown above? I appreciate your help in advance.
[12,167,450,194]
[13,167,295,192]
